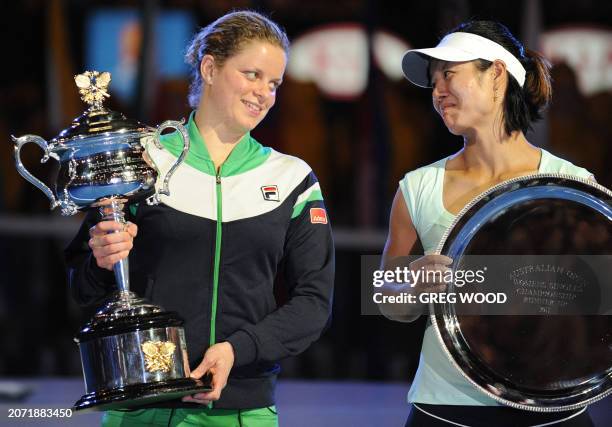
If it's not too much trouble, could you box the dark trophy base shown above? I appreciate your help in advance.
[73,374,212,412]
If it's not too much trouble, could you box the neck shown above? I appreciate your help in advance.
[458,126,536,178]
[194,109,246,169]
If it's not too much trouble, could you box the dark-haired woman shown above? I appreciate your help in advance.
[382,21,595,427]
[66,10,334,427]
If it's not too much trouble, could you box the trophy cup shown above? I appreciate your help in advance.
[13,71,211,411]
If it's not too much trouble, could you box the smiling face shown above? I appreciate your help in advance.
[201,41,287,136]
[430,59,498,137]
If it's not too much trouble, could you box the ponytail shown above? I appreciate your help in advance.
[523,48,552,120]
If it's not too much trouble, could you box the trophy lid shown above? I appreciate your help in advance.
[52,71,154,145]
[75,291,184,342]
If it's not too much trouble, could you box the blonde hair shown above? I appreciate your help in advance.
[184,10,290,108]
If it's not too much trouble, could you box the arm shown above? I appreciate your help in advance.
[226,175,335,367]
[379,189,450,322]
[185,175,334,404]
[379,189,421,322]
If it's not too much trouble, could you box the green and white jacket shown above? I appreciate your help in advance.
[66,112,335,409]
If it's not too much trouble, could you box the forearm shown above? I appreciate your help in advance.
[377,256,428,322]
[67,253,115,306]
[377,253,452,322]
[377,282,422,323]
[226,291,332,367]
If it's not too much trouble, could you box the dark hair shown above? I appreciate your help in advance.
[450,20,552,136]
[184,10,290,109]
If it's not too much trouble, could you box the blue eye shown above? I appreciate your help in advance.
[244,71,257,80]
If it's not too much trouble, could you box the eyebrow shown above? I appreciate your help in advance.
[428,60,451,86]
[431,60,451,72]
[248,67,283,84]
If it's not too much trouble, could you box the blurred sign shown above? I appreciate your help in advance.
[86,9,196,102]
[372,31,411,81]
[541,27,612,96]
[287,24,410,100]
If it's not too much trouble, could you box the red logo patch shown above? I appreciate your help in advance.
[310,208,328,224]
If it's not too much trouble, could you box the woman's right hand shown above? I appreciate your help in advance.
[88,221,138,271]
[408,254,453,294]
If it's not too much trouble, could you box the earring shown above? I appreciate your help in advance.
[493,89,498,103]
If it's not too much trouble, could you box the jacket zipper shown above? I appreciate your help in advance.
[210,167,223,347]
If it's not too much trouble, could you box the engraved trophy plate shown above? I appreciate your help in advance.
[432,174,612,411]
[142,341,177,373]
[12,71,211,411]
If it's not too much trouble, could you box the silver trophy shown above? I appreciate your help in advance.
[432,174,612,411]
[13,71,211,411]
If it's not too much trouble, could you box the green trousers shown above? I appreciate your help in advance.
[101,406,278,427]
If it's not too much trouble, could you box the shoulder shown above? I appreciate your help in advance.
[266,148,313,174]
[399,156,447,196]
[540,149,593,180]
[247,147,321,204]
[401,157,447,182]
[397,156,448,226]
[260,148,319,190]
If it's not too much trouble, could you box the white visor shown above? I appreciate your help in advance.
[401,32,526,88]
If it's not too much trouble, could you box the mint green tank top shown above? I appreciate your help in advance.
[398,148,592,405]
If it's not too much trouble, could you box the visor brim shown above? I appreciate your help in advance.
[401,47,480,88]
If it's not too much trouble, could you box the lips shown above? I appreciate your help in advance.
[242,100,264,115]
[439,103,456,116]
[440,103,455,114]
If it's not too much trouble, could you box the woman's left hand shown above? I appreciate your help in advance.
[181,342,235,405]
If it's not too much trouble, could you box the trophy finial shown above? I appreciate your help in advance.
[75,71,111,110]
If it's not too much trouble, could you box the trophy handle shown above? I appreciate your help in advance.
[146,119,190,205]
[12,134,60,211]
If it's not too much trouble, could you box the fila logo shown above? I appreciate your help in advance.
[310,208,328,224]
[261,185,280,202]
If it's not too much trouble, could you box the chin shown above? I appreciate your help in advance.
[241,120,260,132]
[232,116,254,132]
[244,115,267,131]
[444,120,467,136]
[444,123,461,135]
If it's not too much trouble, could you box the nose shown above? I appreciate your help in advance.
[432,78,448,100]
[432,81,447,111]
[253,81,271,102]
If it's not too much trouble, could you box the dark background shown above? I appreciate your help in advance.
[1,0,610,385]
